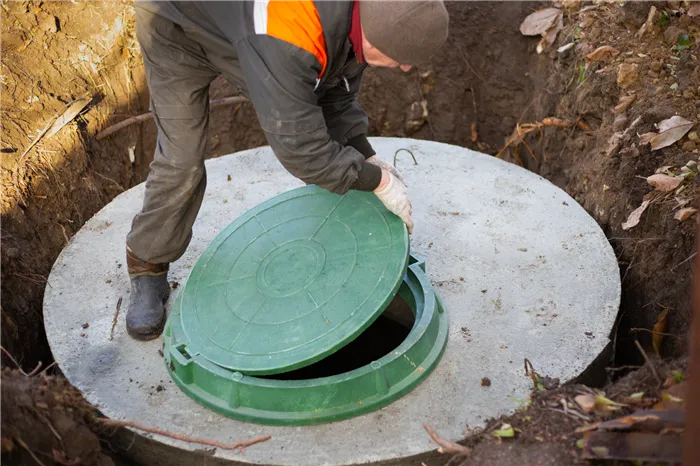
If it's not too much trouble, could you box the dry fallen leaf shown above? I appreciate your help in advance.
[674,207,697,221]
[493,424,515,438]
[575,424,599,434]
[612,94,636,113]
[667,380,688,403]
[45,98,92,139]
[659,391,684,409]
[688,4,700,16]
[537,13,564,54]
[575,394,626,415]
[575,394,596,413]
[594,409,683,433]
[18,97,93,164]
[640,116,694,150]
[651,308,669,355]
[520,8,562,36]
[674,197,692,209]
[586,45,620,62]
[558,42,575,53]
[639,117,694,150]
[622,392,648,406]
[647,173,683,192]
[605,132,624,157]
[639,132,657,145]
[622,198,652,230]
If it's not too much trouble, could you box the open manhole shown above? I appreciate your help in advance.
[163,185,449,425]
[262,294,415,381]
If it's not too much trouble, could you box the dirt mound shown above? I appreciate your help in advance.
[501,1,699,361]
[1,368,113,466]
[1,1,144,368]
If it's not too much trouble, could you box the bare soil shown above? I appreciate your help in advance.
[1,1,697,465]
[1,368,114,466]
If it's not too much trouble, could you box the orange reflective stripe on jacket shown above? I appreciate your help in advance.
[253,0,328,78]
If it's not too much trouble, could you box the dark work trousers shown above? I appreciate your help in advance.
[126,6,246,264]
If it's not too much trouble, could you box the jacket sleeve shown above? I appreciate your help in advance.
[236,35,380,194]
[317,67,376,160]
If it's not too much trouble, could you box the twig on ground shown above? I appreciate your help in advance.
[630,328,680,339]
[467,87,478,143]
[1,345,27,375]
[610,311,627,370]
[496,118,585,160]
[93,170,125,191]
[10,273,47,284]
[444,454,463,466]
[38,361,57,376]
[98,418,271,451]
[58,223,70,245]
[605,364,642,373]
[110,297,122,341]
[96,96,247,140]
[38,412,64,444]
[24,361,43,377]
[548,407,590,422]
[455,46,486,83]
[0,344,45,376]
[634,339,662,385]
[15,437,47,466]
[671,251,697,272]
[636,5,657,38]
[423,424,471,456]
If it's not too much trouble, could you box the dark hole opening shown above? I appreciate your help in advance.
[261,295,415,380]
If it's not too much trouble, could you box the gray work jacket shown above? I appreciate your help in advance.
[137,0,381,194]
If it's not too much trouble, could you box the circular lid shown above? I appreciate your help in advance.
[179,185,409,375]
[164,253,448,426]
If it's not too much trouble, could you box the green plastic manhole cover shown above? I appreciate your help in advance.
[178,185,410,375]
[165,253,448,426]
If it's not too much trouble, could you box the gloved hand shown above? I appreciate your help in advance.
[374,169,414,234]
[366,155,407,186]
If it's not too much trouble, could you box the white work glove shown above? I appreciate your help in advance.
[366,155,407,186]
[374,169,414,234]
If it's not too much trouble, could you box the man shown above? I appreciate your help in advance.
[126,0,449,340]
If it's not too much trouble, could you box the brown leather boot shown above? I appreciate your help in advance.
[125,247,170,341]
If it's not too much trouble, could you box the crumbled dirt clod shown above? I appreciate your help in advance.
[663,26,686,45]
[37,14,58,33]
[617,63,639,89]
[682,140,696,152]
[612,114,628,132]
